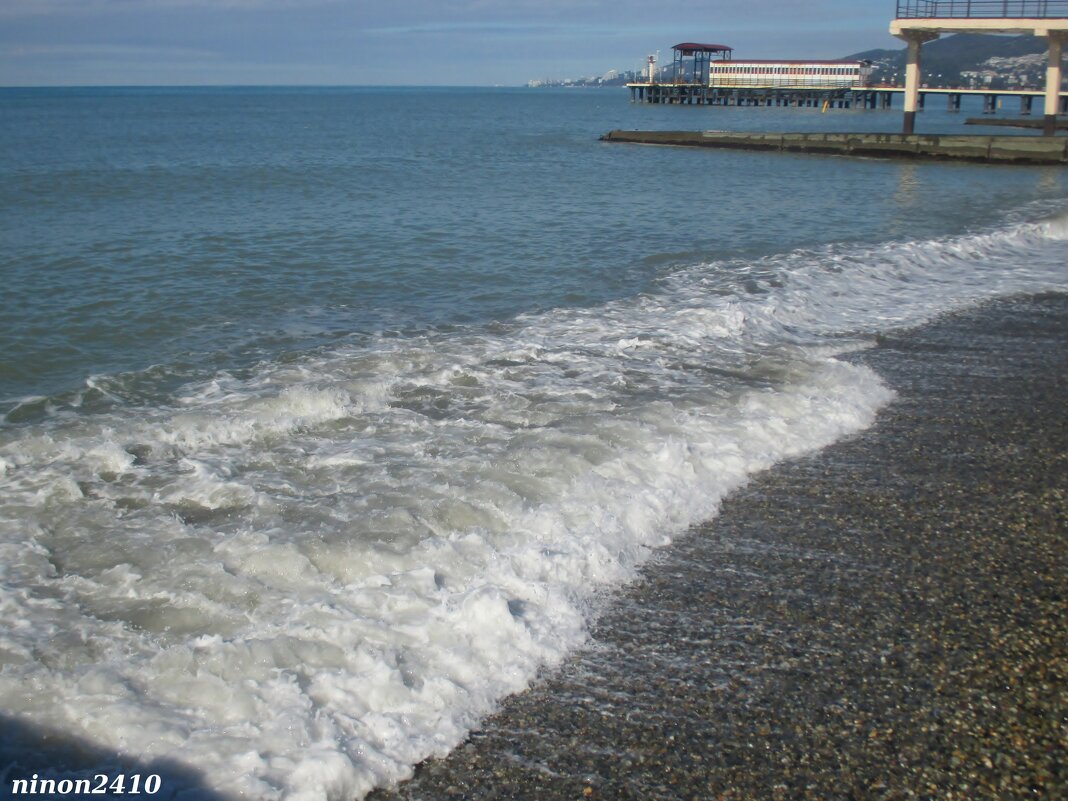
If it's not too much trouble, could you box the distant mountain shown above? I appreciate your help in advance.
[844,33,1053,89]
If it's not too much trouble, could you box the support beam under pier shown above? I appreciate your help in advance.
[1044,34,1066,136]
[900,31,940,135]
[892,17,1068,138]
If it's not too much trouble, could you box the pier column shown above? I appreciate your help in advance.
[1042,33,1066,136]
[897,30,939,135]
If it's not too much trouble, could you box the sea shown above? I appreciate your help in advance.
[1,86,1066,800]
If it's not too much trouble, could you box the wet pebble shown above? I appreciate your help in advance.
[368,295,1068,801]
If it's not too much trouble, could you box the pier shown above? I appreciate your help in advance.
[627,82,1068,115]
[627,44,884,110]
[628,82,885,109]
[892,1,1068,135]
[965,115,1068,128]
[600,129,1068,164]
[628,3,1068,135]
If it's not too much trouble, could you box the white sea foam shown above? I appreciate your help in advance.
[0,212,1066,799]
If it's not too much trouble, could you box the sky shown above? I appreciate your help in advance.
[0,0,902,87]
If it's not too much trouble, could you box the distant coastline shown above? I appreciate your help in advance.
[530,32,1061,92]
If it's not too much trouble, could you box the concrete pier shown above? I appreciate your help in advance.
[900,31,939,134]
[890,6,1068,136]
[966,116,1068,130]
[600,129,1068,164]
[1044,33,1067,135]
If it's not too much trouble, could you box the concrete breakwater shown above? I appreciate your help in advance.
[965,117,1068,131]
[600,129,1068,164]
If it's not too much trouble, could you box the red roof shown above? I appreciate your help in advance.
[672,42,733,54]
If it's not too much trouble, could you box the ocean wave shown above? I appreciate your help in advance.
[0,208,1066,799]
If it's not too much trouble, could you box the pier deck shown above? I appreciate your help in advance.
[627,83,1068,116]
[600,129,1068,164]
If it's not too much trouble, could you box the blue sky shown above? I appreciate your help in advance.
[1,1,901,86]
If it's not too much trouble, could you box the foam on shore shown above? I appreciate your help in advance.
[1,208,1066,799]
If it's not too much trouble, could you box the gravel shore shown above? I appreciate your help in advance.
[368,293,1068,801]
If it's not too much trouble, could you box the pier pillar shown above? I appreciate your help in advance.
[1020,95,1033,115]
[897,30,939,134]
[947,93,961,112]
[1043,33,1066,136]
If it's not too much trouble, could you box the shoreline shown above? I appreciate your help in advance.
[368,293,1068,801]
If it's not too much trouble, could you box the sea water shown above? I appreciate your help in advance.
[1,87,1066,800]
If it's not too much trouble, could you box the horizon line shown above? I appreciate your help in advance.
[0,83,607,90]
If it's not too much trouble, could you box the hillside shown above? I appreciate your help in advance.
[845,33,1054,89]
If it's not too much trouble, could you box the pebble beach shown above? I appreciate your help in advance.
[368,293,1068,801]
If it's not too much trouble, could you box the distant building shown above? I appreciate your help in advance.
[708,59,873,89]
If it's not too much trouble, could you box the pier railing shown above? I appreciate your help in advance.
[896,0,1068,16]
